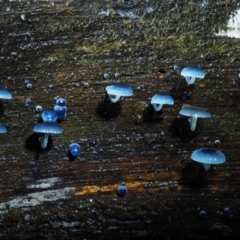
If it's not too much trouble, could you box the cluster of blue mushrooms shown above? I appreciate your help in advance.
[179,67,226,171]
[104,67,225,173]
[0,66,225,199]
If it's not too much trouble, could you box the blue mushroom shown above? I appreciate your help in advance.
[106,83,133,103]
[56,97,67,107]
[0,89,12,100]
[41,109,58,123]
[69,143,81,157]
[179,105,211,131]
[54,105,67,121]
[117,182,128,197]
[0,124,7,133]
[181,67,205,85]
[33,122,62,148]
[150,93,174,111]
[191,148,226,171]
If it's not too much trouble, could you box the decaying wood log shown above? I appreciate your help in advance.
[0,0,240,239]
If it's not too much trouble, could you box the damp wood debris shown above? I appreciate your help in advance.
[0,0,240,239]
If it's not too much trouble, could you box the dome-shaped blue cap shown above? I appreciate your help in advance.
[151,94,174,105]
[33,122,62,134]
[117,182,128,197]
[42,109,57,123]
[179,105,211,118]
[106,84,133,97]
[69,143,81,157]
[54,105,67,117]
[0,89,12,99]
[181,67,205,79]
[191,148,226,164]
[56,98,67,107]
[0,124,7,133]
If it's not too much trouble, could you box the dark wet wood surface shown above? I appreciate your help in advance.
[0,0,240,239]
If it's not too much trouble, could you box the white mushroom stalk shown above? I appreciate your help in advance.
[203,163,210,171]
[152,103,163,111]
[188,115,198,131]
[185,76,196,85]
[108,94,121,103]
[39,133,49,149]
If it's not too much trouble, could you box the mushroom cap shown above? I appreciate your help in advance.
[181,67,205,79]
[151,93,174,105]
[0,89,12,99]
[191,148,226,164]
[33,122,62,134]
[69,143,81,157]
[56,98,67,107]
[42,109,58,122]
[179,105,211,118]
[54,105,67,117]
[117,184,128,197]
[106,83,133,97]
[0,124,7,133]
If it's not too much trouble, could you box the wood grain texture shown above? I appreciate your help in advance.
[0,0,240,239]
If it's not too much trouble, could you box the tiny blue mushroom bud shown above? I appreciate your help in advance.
[83,82,89,88]
[199,210,206,217]
[54,105,67,121]
[24,79,30,85]
[103,73,109,79]
[56,97,67,107]
[69,143,81,157]
[106,83,133,103]
[114,72,121,78]
[26,83,32,89]
[42,109,58,122]
[35,105,43,113]
[224,207,230,213]
[150,93,174,111]
[25,98,32,107]
[117,182,128,197]
[181,66,205,85]
[191,148,226,171]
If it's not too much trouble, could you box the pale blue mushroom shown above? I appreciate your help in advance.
[106,83,133,103]
[191,148,226,171]
[0,124,7,133]
[0,89,12,99]
[33,123,62,148]
[150,93,174,111]
[33,110,62,148]
[181,67,205,85]
[179,105,211,131]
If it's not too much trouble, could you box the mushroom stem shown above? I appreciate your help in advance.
[185,76,196,85]
[152,103,163,111]
[108,94,121,103]
[188,115,198,131]
[39,133,49,148]
[203,163,211,171]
